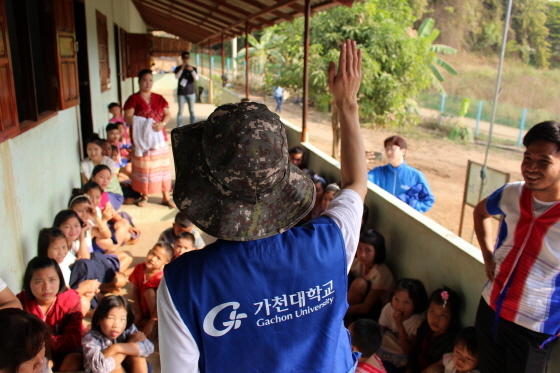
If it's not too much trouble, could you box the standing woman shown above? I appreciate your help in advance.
[123,69,175,208]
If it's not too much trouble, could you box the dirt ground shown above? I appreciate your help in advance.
[243,90,524,244]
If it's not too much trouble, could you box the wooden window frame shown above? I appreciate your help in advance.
[0,0,79,144]
[97,10,110,92]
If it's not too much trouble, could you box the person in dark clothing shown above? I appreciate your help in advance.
[174,51,199,127]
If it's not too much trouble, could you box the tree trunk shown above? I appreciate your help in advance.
[331,102,340,159]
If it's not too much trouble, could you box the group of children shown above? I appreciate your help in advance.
[347,256,479,373]
[288,148,480,373]
[0,100,209,373]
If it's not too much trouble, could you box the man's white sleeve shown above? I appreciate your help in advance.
[158,276,200,373]
[322,189,363,273]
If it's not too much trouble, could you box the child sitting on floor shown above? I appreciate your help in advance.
[0,308,53,373]
[37,227,99,316]
[158,211,205,249]
[407,287,462,373]
[17,257,84,372]
[173,231,196,258]
[377,278,428,373]
[83,295,154,373]
[425,327,480,373]
[129,242,174,338]
[349,319,387,373]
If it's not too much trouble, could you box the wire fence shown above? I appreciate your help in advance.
[417,91,560,131]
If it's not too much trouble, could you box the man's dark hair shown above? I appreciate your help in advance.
[289,146,305,155]
[350,319,383,358]
[455,326,479,358]
[106,123,119,133]
[23,257,67,299]
[523,121,560,149]
[91,295,135,333]
[359,229,386,264]
[0,308,52,373]
[175,211,193,228]
[181,51,190,59]
[384,135,407,150]
[108,102,120,110]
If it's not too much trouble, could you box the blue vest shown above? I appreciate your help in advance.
[164,216,354,372]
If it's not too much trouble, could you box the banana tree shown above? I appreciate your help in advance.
[417,18,458,91]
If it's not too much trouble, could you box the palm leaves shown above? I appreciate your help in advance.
[418,18,458,91]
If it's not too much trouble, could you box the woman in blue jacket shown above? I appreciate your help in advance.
[367,135,434,212]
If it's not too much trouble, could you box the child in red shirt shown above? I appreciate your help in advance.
[129,242,174,338]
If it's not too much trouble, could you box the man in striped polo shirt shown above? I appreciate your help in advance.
[473,121,560,373]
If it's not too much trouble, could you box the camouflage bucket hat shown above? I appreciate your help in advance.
[171,102,315,241]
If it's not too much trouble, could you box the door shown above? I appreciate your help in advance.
[73,0,92,157]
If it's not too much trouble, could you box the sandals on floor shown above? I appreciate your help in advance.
[136,197,149,207]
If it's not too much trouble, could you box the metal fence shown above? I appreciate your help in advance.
[417,91,560,145]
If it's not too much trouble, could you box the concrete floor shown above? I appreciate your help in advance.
[117,95,217,373]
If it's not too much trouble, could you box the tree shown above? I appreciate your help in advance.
[416,18,458,92]
[511,0,550,69]
[236,29,286,86]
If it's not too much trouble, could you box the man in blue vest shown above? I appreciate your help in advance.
[158,40,367,373]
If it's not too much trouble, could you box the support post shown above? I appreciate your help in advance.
[209,43,213,105]
[245,21,250,99]
[221,33,226,87]
[232,37,237,81]
[475,100,482,137]
[517,108,527,147]
[438,92,446,127]
[302,0,311,143]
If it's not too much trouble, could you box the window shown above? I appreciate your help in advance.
[0,0,78,143]
[97,10,110,92]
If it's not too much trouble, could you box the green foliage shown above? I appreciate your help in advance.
[271,0,433,127]
[417,18,458,91]
[545,1,560,67]
[511,0,550,69]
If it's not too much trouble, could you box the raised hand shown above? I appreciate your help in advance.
[327,39,362,105]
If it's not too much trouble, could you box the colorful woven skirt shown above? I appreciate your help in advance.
[131,146,172,195]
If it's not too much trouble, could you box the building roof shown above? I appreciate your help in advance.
[131,0,354,46]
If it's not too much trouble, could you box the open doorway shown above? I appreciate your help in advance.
[74,0,93,157]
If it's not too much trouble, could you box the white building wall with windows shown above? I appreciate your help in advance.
[0,0,147,291]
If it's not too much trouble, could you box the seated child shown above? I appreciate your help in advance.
[91,164,124,211]
[158,212,205,249]
[106,123,124,158]
[17,257,84,372]
[347,229,394,323]
[108,102,131,147]
[407,288,461,373]
[83,295,154,373]
[349,319,387,373]
[37,227,99,316]
[0,308,52,373]
[322,183,341,211]
[377,278,428,373]
[129,242,174,338]
[173,231,196,258]
[425,327,479,373]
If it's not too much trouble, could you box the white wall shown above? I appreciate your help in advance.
[0,109,81,291]
[0,0,146,292]
[85,0,147,135]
